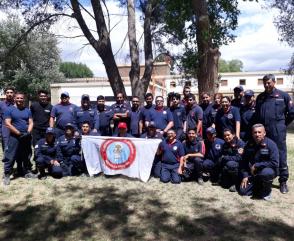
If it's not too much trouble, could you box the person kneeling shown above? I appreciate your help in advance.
[35,127,63,179]
[239,124,279,201]
[157,129,184,184]
[182,128,205,184]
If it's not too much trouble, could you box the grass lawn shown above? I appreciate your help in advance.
[0,134,293,241]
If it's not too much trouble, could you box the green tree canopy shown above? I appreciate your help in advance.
[0,16,64,98]
[59,62,94,78]
[219,59,243,72]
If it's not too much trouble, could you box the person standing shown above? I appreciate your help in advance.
[50,91,77,138]
[170,93,186,140]
[129,96,141,137]
[255,74,294,193]
[185,93,203,136]
[3,92,35,185]
[30,90,52,146]
[95,95,113,136]
[0,86,15,151]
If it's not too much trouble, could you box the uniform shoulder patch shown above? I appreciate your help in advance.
[238,148,244,155]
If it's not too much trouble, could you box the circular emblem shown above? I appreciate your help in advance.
[163,111,167,115]
[215,144,221,150]
[177,112,181,116]
[100,139,136,170]
[173,146,178,151]
[227,113,233,119]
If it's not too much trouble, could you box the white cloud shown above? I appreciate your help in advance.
[54,0,293,76]
[220,1,293,72]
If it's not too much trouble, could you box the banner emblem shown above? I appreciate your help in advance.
[100,139,136,170]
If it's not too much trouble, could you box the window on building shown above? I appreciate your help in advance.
[239,79,246,85]
[185,80,191,87]
[221,79,228,86]
[277,78,283,85]
[258,79,263,85]
[170,81,176,88]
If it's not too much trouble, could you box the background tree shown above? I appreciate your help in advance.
[152,0,240,95]
[219,59,243,72]
[270,0,294,74]
[0,16,64,98]
[59,62,94,78]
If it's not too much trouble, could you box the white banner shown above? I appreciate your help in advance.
[81,136,161,182]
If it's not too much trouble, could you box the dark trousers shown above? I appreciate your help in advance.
[203,159,220,182]
[182,157,203,181]
[160,162,181,184]
[1,135,9,153]
[239,167,276,198]
[151,154,161,178]
[32,128,46,146]
[221,160,239,188]
[36,157,63,178]
[265,123,288,183]
[61,155,85,176]
[3,134,32,175]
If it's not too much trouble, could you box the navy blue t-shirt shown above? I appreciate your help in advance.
[75,106,97,129]
[159,139,185,164]
[147,107,173,130]
[51,103,77,130]
[215,106,240,137]
[185,105,203,129]
[204,137,225,162]
[170,105,186,129]
[4,106,32,133]
[130,108,141,136]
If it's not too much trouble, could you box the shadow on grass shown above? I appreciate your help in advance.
[0,184,293,241]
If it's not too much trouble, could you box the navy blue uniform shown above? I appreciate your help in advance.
[220,138,245,188]
[170,105,186,139]
[130,108,141,137]
[185,104,203,133]
[147,107,173,131]
[240,103,255,141]
[110,102,131,134]
[239,137,279,198]
[200,103,213,138]
[215,106,240,138]
[203,138,225,181]
[75,106,98,130]
[231,98,244,109]
[140,132,162,178]
[30,101,52,146]
[207,104,220,128]
[51,103,77,137]
[56,135,84,176]
[35,138,63,178]
[3,106,33,175]
[0,100,14,151]
[95,106,113,136]
[139,104,155,132]
[255,88,294,183]
[183,137,205,180]
[159,140,185,183]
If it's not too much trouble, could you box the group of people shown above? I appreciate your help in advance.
[0,74,293,200]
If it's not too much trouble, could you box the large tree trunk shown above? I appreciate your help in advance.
[192,0,220,96]
[127,0,154,102]
[71,0,126,97]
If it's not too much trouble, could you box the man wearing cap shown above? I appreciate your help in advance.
[3,92,35,185]
[56,123,85,176]
[50,91,77,138]
[239,124,279,200]
[255,74,294,194]
[113,122,133,138]
[141,121,163,178]
[0,86,15,152]
[95,95,113,136]
[75,94,98,133]
[35,127,63,179]
[231,85,244,109]
[240,90,255,141]
[146,96,174,136]
[202,127,225,183]
[110,92,131,134]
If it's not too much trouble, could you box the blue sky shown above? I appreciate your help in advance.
[54,0,293,76]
